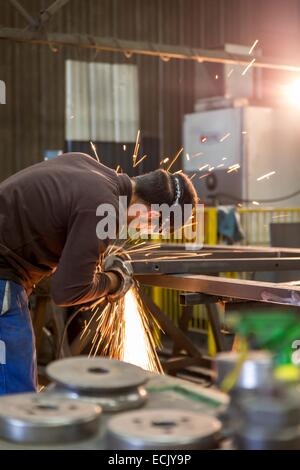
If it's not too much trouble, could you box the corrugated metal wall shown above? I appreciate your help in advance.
[1,0,300,179]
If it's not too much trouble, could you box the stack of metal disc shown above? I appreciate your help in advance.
[0,393,101,444]
[46,356,148,412]
[106,409,222,450]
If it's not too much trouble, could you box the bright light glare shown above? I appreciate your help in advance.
[284,79,300,107]
[123,289,152,370]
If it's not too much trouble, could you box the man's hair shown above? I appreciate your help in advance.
[132,170,198,232]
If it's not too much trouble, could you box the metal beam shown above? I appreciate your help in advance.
[8,0,37,28]
[136,274,300,307]
[131,257,300,274]
[39,0,71,26]
[1,27,300,72]
[157,242,300,257]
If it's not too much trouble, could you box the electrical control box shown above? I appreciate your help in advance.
[183,106,300,207]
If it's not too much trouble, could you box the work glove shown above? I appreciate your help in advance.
[103,252,134,302]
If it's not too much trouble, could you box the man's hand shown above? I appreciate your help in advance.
[105,271,122,294]
[104,253,134,302]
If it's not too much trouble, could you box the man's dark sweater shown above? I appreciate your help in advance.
[0,153,132,306]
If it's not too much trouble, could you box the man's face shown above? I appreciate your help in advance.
[127,203,160,238]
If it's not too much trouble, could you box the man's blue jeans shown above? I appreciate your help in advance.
[0,280,37,394]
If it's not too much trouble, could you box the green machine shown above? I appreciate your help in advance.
[226,305,300,381]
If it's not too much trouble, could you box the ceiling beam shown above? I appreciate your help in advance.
[8,0,37,28]
[1,26,300,73]
[39,0,71,26]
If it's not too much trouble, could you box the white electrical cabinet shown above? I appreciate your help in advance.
[183,107,300,207]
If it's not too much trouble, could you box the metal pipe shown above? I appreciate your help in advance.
[1,27,300,73]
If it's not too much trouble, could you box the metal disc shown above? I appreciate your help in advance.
[49,385,148,413]
[0,393,101,444]
[47,357,148,393]
[106,409,222,450]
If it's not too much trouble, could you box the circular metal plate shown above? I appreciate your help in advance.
[0,393,101,444]
[106,409,222,450]
[47,357,148,393]
[50,385,148,413]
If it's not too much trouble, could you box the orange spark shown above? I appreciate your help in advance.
[133,130,141,166]
[249,39,259,55]
[192,152,204,158]
[133,155,147,168]
[167,147,183,172]
[220,132,231,143]
[227,164,240,173]
[90,141,100,162]
[242,58,256,76]
[257,171,276,181]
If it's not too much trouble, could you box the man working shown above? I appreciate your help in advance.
[0,152,197,394]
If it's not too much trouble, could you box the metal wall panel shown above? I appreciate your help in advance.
[1,0,300,179]
[66,60,139,142]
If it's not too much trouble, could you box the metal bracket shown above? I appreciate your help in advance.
[179,292,224,305]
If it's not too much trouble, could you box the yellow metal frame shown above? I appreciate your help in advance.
[238,207,300,246]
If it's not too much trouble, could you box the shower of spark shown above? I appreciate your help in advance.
[90,141,100,163]
[84,283,162,374]
[80,241,164,373]
[123,288,161,371]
